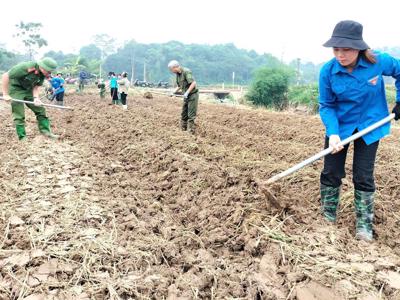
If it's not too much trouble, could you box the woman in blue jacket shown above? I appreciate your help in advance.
[319,20,400,241]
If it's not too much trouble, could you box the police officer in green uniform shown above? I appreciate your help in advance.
[168,60,199,134]
[1,57,58,140]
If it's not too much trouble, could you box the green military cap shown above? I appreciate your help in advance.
[38,57,58,72]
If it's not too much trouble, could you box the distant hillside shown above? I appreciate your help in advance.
[103,40,283,85]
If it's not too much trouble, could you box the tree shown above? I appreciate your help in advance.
[0,46,28,72]
[43,50,76,67]
[80,44,101,61]
[288,59,322,84]
[93,34,116,78]
[59,55,86,76]
[103,41,283,85]
[14,22,47,59]
[247,67,293,110]
[0,48,15,71]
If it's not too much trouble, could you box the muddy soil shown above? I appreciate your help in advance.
[1,94,400,299]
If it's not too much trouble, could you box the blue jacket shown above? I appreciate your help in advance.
[50,77,65,94]
[319,51,400,145]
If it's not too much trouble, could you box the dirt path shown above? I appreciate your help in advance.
[1,94,400,299]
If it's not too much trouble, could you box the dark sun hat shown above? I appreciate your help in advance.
[323,20,369,50]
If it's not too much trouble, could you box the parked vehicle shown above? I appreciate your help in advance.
[157,81,170,89]
[134,79,154,88]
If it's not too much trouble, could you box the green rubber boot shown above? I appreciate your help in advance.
[38,118,58,139]
[16,124,26,141]
[320,184,340,222]
[354,190,374,241]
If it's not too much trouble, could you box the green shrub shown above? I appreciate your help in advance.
[288,84,318,104]
[288,84,319,113]
[246,67,292,110]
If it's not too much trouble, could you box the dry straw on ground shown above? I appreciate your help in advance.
[0,94,400,299]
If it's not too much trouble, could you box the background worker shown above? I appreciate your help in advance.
[1,57,59,140]
[168,60,199,134]
[319,20,400,241]
[97,79,106,99]
[78,69,88,92]
[109,72,119,104]
[118,72,130,110]
[50,73,65,106]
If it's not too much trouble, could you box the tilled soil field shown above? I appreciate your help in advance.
[1,93,400,300]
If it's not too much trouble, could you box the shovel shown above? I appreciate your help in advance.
[261,114,395,204]
[0,97,73,110]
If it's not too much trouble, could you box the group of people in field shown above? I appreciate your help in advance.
[94,63,199,129]
[46,69,133,111]
[100,72,131,110]
[1,20,400,242]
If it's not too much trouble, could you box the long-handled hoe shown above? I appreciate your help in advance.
[143,90,184,98]
[0,96,73,110]
[261,114,395,206]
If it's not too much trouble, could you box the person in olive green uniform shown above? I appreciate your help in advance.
[1,57,58,140]
[168,60,199,134]
[97,79,106,99]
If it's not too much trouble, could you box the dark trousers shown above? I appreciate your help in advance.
[320,136,379,192]
[120,92,127,105]
[111,88,118,100]
[55,92,64,102]
[55,92,64,106]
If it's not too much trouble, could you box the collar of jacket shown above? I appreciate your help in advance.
[331,56,369,74]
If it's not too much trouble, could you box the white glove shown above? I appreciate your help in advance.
[183,91,190,99]
[33,97,43,106]
[2,94,12,101]
[329,135,343,154]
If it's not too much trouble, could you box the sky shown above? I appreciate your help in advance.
[1,0,400,64]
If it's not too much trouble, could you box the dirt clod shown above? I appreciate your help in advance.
[143,91,153,99]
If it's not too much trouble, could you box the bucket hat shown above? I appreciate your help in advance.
[323,20,369,50]
[38,57,58,72]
